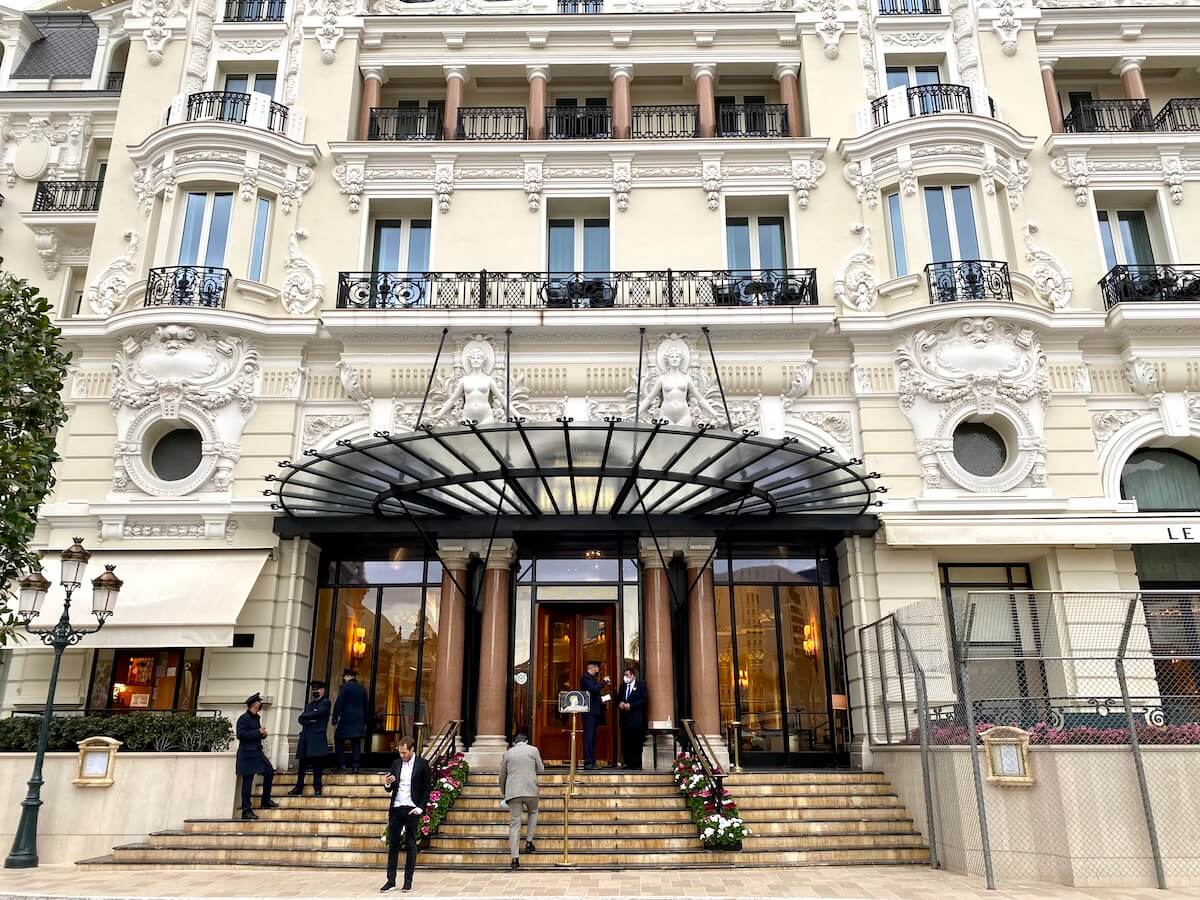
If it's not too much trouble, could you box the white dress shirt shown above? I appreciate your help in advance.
[392,757,418,809]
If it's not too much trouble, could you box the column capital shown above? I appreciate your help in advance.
[362,66,389,85]
[681,538,717,570]
[1116,55,1146,75]
[526,64,551,83]
[638,539,675,569]
[436,540,473,569]
[691,63,717,82]
[1038,56,1058,72]
[478,538,517,570]
[443,64,470,83]
[610,63,634,82]
[774,63,799,81]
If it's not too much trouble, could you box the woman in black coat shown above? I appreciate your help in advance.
[289,680,331,796]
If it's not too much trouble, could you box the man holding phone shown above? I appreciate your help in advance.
[380,736,432,893]
[580,660,610,770]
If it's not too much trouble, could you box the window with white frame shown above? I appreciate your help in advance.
[884,192,909,277]
[923,184,981,263]
[885,64,941,90]
[177,191,234,269]
[247,196,272,282]
[372,219,432,272]
[1096,208,1157,270]
[548,216,610,274]
[224,72,277,98]
[725,215,787,273]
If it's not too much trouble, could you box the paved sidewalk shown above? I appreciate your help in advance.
[1,865,1199,900]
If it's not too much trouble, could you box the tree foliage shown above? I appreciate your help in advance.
[0,272,71,647]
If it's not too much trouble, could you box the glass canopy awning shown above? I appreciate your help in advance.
[267,420,885,521]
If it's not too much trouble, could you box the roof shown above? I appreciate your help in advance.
[11,13,98,80]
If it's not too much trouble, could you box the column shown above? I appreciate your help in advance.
[692,63,717,139]
[683,542,722,742]
[775,63,803,138]
[611,64,633,140]
[443,65,469,142]
[430,542,472,734]
[1119,56,1147,100]
[358,67,387,142]
[1040,59,1064,133]
[527,65,550,141]
[468,539,517,770]
[639,540,676,769]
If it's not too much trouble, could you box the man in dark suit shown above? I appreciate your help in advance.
[380,736,432,894]
[289,680,331,797]
[236,692,280,820]
[617,666,648,771]
[332,668,368,772]
[580,660,609,770]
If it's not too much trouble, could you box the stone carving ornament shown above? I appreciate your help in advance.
[638,336,722,428]
[421,335,535,427]
[280,230,325,315]
[87,230,141,316]
[1022,223,1073,310]
[834,224,877,312]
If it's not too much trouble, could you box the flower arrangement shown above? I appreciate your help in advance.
[420,751,469,842]
[671,752,749,850]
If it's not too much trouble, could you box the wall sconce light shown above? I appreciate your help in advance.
[352,626,367,660]
[802,623,818,658]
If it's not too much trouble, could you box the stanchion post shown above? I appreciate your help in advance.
[557,711,578,867]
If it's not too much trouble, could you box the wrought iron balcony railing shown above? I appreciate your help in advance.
[368,106,443,141]
[223,0,286,20]
[631,105,700,139]
[336,268,819,310]
[1063,99,1153,134]
[1100,264,1200,308]
[870,83,983,128]
[546,106,613,140]
[558,0,603,11]
[716,103,789,138]
[145,266,231,309]
[878,0,941,12]
[925,260,1012,304]
[33,180,104,212]
[457,107,527,141]
[1152,98,1200,133]
[169,91,290,135]
[105,71,125,91]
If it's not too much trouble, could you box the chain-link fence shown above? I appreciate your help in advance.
[861,591,1200,890]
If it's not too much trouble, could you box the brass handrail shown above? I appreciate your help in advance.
[681,718,726,800]
[423,719,461,771]
[725,720,744,773]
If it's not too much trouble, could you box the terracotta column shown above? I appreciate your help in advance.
[430,543,471,733]
[1040,60,1064,133]
[466,539,516,769]
[359,67,387,141]
[775,63,803,138]
[611,64,633,140]
[526,65,550,141]
[639,540,675,768]
[1119,56,1147,100]
[684,543,722,740]
[443,65,468,141]
[692,63,717,139]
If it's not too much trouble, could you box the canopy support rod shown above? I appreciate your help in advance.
[634,327,646,425]
[701,326,733,431]
[417,327,450,429]
[505,328,513,422]
[474,478,509,611]
[391,492,472,604]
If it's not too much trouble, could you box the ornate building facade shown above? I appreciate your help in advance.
[1,0,1199,781]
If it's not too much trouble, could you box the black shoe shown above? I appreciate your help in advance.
[583,764,596,770]
[240,809,258,820]
[526,841,537,853]
[352,767,362,774]
[511,858,520,870]
[261,800,280,809]
[314,789,323,797]
[401,884,413,893]
[287,788,303,796]
[380,882,396,894]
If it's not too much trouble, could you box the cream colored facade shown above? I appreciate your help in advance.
[1,0,1200,770]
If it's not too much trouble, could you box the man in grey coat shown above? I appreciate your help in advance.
[498,734,544,869]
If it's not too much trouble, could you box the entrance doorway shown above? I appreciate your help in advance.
[534,604,618,765]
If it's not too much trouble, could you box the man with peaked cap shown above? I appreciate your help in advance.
[236,692,280,820]
[289,680,331,797]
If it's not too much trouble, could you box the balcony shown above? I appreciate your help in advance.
[1100,264,1200,308]
[105,72,125,92]
[869,84,989,130]
[336,268,819,310]
[878,0,941,12]
[558,0,603,9]
[632,105,699,140]
[925,260,1012,304]
[1063,99,1152,134]
[457,107,527,141]
[369,107,443,141]
[33,180,104,212]
[145,266,231,309]
[223,0,286,21]
[716,103,789,138]
[1152,98,1200,133]
[166,91,292,137]
[546,106,613,140]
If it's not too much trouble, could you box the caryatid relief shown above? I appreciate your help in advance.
[638,335,721,428]
[433,336,509,425]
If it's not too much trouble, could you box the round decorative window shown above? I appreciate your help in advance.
[150,428,204,482]
[952,422,1008,478]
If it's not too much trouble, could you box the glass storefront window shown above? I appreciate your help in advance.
[374,587,423,736]
[88,648,203,712]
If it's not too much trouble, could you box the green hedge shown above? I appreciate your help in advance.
[0,712,233,753]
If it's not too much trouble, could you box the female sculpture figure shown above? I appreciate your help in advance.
[435,339,507,425]
[637,338,721,428]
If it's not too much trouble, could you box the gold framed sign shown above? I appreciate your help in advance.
[980,726,1033,787]
[73,736,122,787]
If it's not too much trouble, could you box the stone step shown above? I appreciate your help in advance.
[734,794,902,810]
[727,782,897,796]
[437,821,700,836]
[470,773,676,785]
[182,818,703,837]
[459,786,682,799]
[736,805,912,822]
[723,771,890,785]
[440,809,696,824]
[148,831,709,852]
[455,797,687,811]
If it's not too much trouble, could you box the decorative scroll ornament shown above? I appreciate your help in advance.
[280,166,313,215]
[184,0,217,93]
[783,358,818,403]
[1006,158,1031,210]
[790,158,826,210]
[613,160,632,212]
[815,0,845,59]
[434,160,455,213]
[1050,155,1090,207]
[834,224,877,312]
[988,0,1020,56]
[1124,356,1161,399]
[524,160,544,212]
[898,160,916,198]
[701,159,722,211]
[1163,154,1184,205]
[34,229,60,278]
[1091,410,1142,450]
[337,361,372,409]
[800,411,853,454]
[239,166,258,202]
[843,160,880,209]
[303,414,365,445]
[1022,223,1073,311]
[333,162,364,213]
[131,166,155,215]
[134,0,176,64]
[87,231,141,316]
[950,0,981,86]
[280,230,324,315]
[856,0,879,99]
[316,0,345,63]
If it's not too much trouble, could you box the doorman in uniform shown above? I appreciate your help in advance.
[236,692,280,820]
[618,666,648,770]
[290,680,331,796]
[580,661,609,770]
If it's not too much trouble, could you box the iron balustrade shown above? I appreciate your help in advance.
[715,103,789,138]
[105,71,125,91]
[176,91,290,135]
[1153,98,1200,132]
[223,0,286,20]
[456,106,527,140]
[872,84,979,128]
[546,105,613,140]
[631,105,700,139]
[337,268,819,310]
[558,0,603,11]
[145,266,231,308]
[368,106,443,141]
[1100,264,1200,308]
[32,180,104,212]
[925,260,1012,303]
[878,0,941,12]
[1063,99,1153,133]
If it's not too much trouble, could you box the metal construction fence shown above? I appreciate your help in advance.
[861,591,1200,890]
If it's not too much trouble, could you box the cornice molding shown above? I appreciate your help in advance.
[836,301,1107,336]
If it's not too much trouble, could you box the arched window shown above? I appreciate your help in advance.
[1120,448,1200,512]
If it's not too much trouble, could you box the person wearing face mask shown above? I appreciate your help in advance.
[617,666,648,771]
[289,680,331,797]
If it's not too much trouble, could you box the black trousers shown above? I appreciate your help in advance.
[386,805,421,887]
[295,757,323,792]
[239,768,274,811]
[621,723,645,770]
[337,737,362,770]
[582,714,599,766]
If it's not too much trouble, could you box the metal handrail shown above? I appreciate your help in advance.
[422,719,461,771]
[1063,98,1153,134]
[924,259,1012,303]
[33,180,104,212]
[1153,98,1200,132]
[1099,263,1200,308]
[680,718,725,800]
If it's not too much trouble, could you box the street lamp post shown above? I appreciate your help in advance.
[4,538,122,869]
